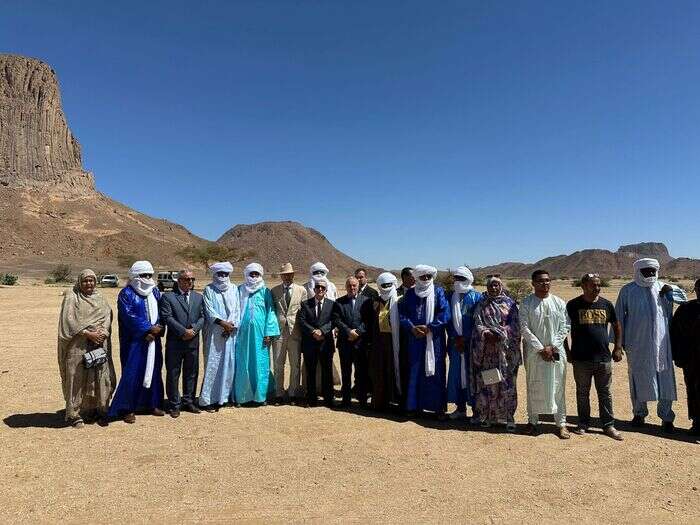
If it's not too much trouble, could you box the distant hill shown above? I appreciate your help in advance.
[475,242,700,279]
[217,221,382,278]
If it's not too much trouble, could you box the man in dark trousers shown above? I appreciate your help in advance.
[159,269,205,418]
[298,277,337,407]
[334,276,374,408]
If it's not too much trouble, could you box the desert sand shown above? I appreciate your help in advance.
[1,280,698,524]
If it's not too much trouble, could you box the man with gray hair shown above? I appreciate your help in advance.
[159,269,206,417]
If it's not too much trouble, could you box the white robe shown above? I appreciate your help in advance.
[615,281,677,403]
[520,294,570,416]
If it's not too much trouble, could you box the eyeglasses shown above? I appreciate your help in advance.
[486,274,501,279]
[380,283,393,289]
[215,272,230,277]
[418,275,433,281]
[314,285,327,290]
[138,273,153,278]
[312,271,325,276]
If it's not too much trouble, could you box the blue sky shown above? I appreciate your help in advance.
[2,1,699,269]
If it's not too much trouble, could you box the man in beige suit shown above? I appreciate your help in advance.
[270,263,309,403]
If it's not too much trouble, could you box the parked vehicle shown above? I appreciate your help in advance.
[100,274,119,288]
[157,271,179,292]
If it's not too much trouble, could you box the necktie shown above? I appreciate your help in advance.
[284,286,291,308]
[183,292,189,304]
[316,300,322,319]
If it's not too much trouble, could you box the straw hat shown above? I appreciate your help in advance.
[278,263,295,275]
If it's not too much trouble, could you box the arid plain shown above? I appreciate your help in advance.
[1,279,698,524]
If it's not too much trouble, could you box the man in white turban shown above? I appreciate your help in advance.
[199,261,240,411]
[108,261,165,423]
[615,258,686,432]
[305,262,338,300]
[446,266,482,420]
[398,265,451,419]
[234,263,280,405]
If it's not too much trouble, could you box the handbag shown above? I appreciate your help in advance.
[83,347,108,368]
[481,368,503,386]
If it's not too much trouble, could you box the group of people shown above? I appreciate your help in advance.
[57,257,700,441]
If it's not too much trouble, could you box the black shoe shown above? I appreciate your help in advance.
[202,405,217,413]
[182,404,201,414]
[631,415,646,427]
[571,425,588,435]
[170,408,181,419]
[325,400,336,409]
[689,422,700,436]
[663,421,675,434]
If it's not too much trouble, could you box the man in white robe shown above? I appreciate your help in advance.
[520,269,571,439]
[615,258,686,432]
[199,261,241,410]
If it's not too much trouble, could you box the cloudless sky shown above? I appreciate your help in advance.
[2,1,700,269]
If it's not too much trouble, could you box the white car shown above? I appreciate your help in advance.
[100,274,119,287]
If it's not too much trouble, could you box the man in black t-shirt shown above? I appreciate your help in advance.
[566,273,623,440]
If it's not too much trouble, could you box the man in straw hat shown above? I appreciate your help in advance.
[270,263,309,404]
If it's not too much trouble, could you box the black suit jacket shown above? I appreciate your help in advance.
[298,297,336,353]
[333,294,374,350]
[159,290,205,350]
[359,285,379,301]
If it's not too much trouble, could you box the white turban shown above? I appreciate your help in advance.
[242,262,265,294]
[312,275,329,291]
[452,266,474,294]
[210,261,234,292]
[210,261,233,274]
[310,261,329,281]
[633,258,660,288]
[128,261,156,297]
[412,264,437,377]
[307,262,337,300]
[128,260,154,279]
[376,272,398,302]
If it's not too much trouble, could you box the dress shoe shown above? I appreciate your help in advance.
[182,404,201,414]
[123,413,136,424]
[604,426,624,441]
[170,409,181,418]
[524,423,539,436]
[203,405,217,413]
[557,426,571,440]
[630,415,646,427]
[663,421,675,434]
[689,423,700,436]
[152,408,166,416]
[571,425,588,435]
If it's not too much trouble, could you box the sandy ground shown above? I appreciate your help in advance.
[0,280,698,524]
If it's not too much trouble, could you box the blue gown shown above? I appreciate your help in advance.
[399,286,451,413]
[446,289,482,408]
[234,287,280,403]
[108,286,164,416]
[199,284,240,406]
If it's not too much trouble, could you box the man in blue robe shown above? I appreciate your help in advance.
[108,261,165,423]
[446,266,481,420]
[399,264,451,419]
[234,263,280,405]
[199,261,240,411]
[615,258,686,433]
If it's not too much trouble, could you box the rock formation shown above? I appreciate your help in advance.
[0,54,94,192]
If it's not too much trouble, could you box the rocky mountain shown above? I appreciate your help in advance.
[217,221,382,278]
[0,54,379,278]
[475,242,700,279]
[0,54,208,274]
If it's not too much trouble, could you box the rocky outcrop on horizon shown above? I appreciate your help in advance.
[0,54,94,193]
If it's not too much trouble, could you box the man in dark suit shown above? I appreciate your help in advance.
[298,278,337,407]
[334,276,374,407]
[159,269,205,417]
[356,267,379,301]
[396,267,415,297]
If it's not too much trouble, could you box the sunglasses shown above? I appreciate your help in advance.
[138,273,153,278]
[380,283,393,289]
[312,271,325,276]
[418,275,433,281]
[216,272,230,277]
[314,285,327,290]
[453,276,468,281]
